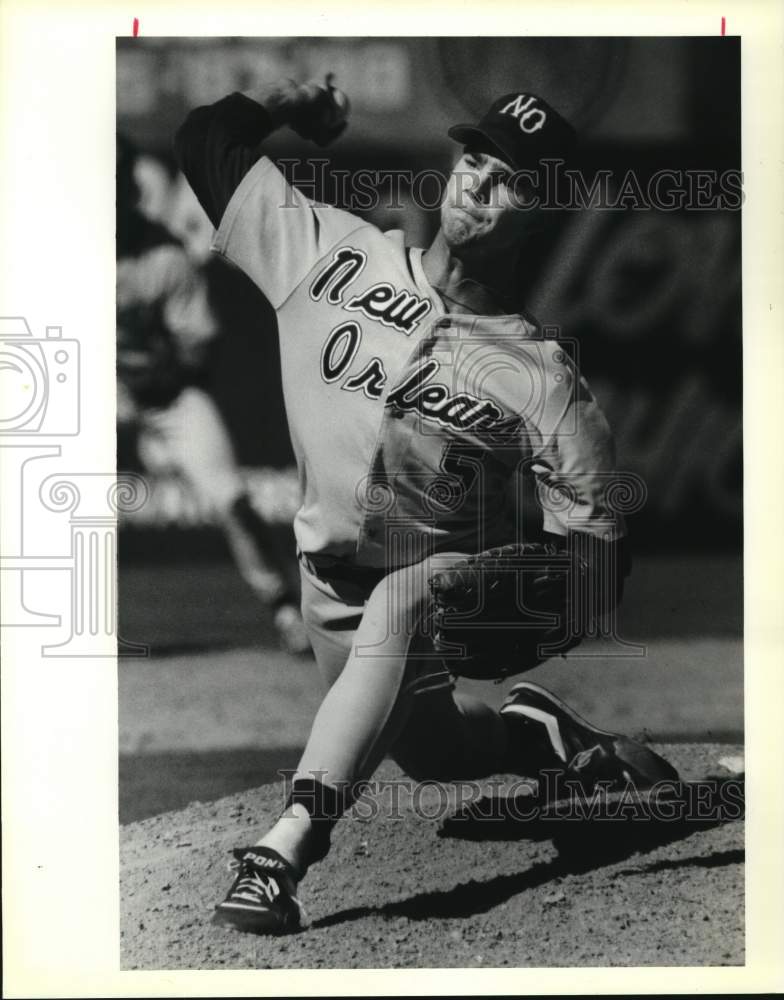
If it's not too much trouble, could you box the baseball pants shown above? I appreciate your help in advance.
[298,561,507,782]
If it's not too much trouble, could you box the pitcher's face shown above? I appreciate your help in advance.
[440,148,541,254]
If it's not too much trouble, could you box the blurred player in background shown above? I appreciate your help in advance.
[116,133,309,654]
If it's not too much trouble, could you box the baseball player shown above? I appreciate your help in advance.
[174,79,678,935]
[117,134,309,654]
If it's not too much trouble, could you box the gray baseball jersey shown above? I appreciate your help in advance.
[211,156,623,569]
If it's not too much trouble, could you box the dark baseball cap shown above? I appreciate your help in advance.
[448,92,577,171]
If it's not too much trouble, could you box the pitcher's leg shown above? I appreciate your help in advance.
[389,688,508,782]
[258,566,418,874]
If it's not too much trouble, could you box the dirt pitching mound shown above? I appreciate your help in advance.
[121,743,743,969]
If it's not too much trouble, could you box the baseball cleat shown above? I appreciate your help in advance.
[213,846,304,935]
[500,681,679,790]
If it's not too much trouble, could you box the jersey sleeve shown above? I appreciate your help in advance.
[210,155,364,310]
[528,363,626,541]
[174,93,275,229]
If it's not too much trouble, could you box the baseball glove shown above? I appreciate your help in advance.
[428,542,588,681]
[290,73,350,147]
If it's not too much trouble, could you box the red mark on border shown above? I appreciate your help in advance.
[133,17,139,37]
[721,16,726,35]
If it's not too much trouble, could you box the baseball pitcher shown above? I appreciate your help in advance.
[174,78,678,934]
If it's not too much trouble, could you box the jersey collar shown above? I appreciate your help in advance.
[407,247,447,316]
[408,246,540,339]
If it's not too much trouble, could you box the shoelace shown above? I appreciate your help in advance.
[226,856,308,923]
[228,858,283,905]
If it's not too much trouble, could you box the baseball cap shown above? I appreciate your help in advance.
[448,92,577,171]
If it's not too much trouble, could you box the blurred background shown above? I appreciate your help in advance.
[117,37,742,824]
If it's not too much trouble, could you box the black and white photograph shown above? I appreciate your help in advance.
[115,34,746,970]
[4,3,783,993]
